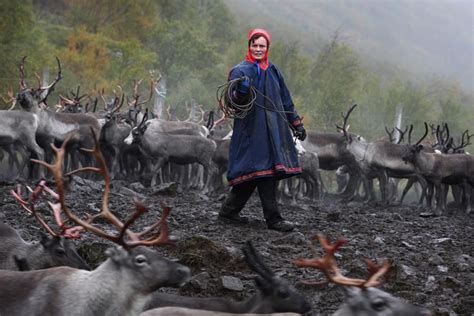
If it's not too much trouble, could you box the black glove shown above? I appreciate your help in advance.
[236,76,251,94]
[294,123,307,141]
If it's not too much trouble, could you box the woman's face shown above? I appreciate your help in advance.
[249,36,268,61]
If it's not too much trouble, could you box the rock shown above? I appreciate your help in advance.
[151,182,179,197]
[402,241,415,249]
[128,182,146,192]
[437,265,449,273]
[190,272,211,290]
[221,275,244,291]
[428,254,444,265]
[326,211,341,222]
[374,236,385,245]
[424,275,438,292]
[433,237,451,244]
[119,187,146,199]
[443,276,462,289]
[271,231,307,245]
[400,264,416,279]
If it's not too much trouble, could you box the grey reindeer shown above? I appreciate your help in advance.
[295,234,431,316]
[0,180,90,271]
[142,241,311,314]
[0,134,191,316]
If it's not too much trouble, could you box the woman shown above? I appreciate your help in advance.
[218,28,306,232]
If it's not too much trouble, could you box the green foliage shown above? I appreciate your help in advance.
[308,33,361,130]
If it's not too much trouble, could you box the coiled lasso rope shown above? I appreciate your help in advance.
[216,77,300,140]
[216,77,257,119]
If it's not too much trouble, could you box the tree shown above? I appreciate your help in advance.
[308,32,360,130]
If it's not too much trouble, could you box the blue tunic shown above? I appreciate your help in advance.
[227,60,302,186]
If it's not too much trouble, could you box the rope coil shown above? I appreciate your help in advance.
[216,78,257,119]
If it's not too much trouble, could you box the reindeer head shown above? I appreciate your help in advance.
[11,181,90,270]
[105,246,191,293]
[402,123,429,164]
[16,56,62,111]
[124,108,150,145]
[295,234,430,316]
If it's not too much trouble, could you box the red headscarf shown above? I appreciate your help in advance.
[245,28,271,71]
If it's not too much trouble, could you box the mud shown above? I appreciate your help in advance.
[0,178,472,315]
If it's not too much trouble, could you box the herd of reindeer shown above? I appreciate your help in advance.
[0,56,470,315]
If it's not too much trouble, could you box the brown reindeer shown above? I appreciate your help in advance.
[402,123,474,215]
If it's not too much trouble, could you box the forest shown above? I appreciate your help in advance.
[0,0,472,149]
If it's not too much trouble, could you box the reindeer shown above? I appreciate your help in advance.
[302,130,360,198]
[0,131,191,315]
[0,113,45,180]
[142,241,311,314]
[124,112,218,191]
[15,56,101,173]
[294,234,431,315]
[0,180,90,271]
[337,104,429,204]
[0,222,89,271]
[402,123,474,215]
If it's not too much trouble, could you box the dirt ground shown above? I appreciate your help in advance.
[0,177,472,315]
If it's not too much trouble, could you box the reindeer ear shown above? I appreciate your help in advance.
[105,246,128,263]
[39,233,53,247]
[417,144,424,150]
[254,276,272,294]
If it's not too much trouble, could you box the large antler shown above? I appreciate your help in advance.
[30,129,171,248]
[11,180,83,238]
[414,122,429,146]
[294,234,390,288]
[335,103,357,139]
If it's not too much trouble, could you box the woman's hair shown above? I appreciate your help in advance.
[248,34,269,47]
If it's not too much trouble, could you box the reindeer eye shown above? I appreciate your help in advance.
[371,298,387,311]
[56,248,66,256]
[134,254,148,266]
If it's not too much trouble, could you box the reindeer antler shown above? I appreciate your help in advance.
[335,104,357,139]
[11,180,84,238]
[294,234,390,288]
[30,128,171,248]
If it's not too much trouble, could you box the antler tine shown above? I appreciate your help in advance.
[415,122,429,146]
[385,126,395,143]
[294,234,369,287]
[10,181,59,237]
[34,72,42,90]
[336,104,357,138]
[39,56,62,104]
[19,56,28,90]
[364,259,391,287]
[31,133,136,246]
[110,93,125,115]
[127,202,172,247]
[65,128,129,231]
[135,78,156,107]
[99,88,109,108]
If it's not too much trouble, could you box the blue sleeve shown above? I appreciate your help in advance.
[274,65,302,126]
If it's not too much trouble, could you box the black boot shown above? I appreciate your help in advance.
[218,181,256,224]
[257,178,294,232]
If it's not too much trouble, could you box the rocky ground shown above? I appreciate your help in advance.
[0,177,473,315]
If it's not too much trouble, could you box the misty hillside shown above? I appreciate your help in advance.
[224,0,473,92]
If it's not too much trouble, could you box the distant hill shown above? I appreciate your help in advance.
[224,0,473,92]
